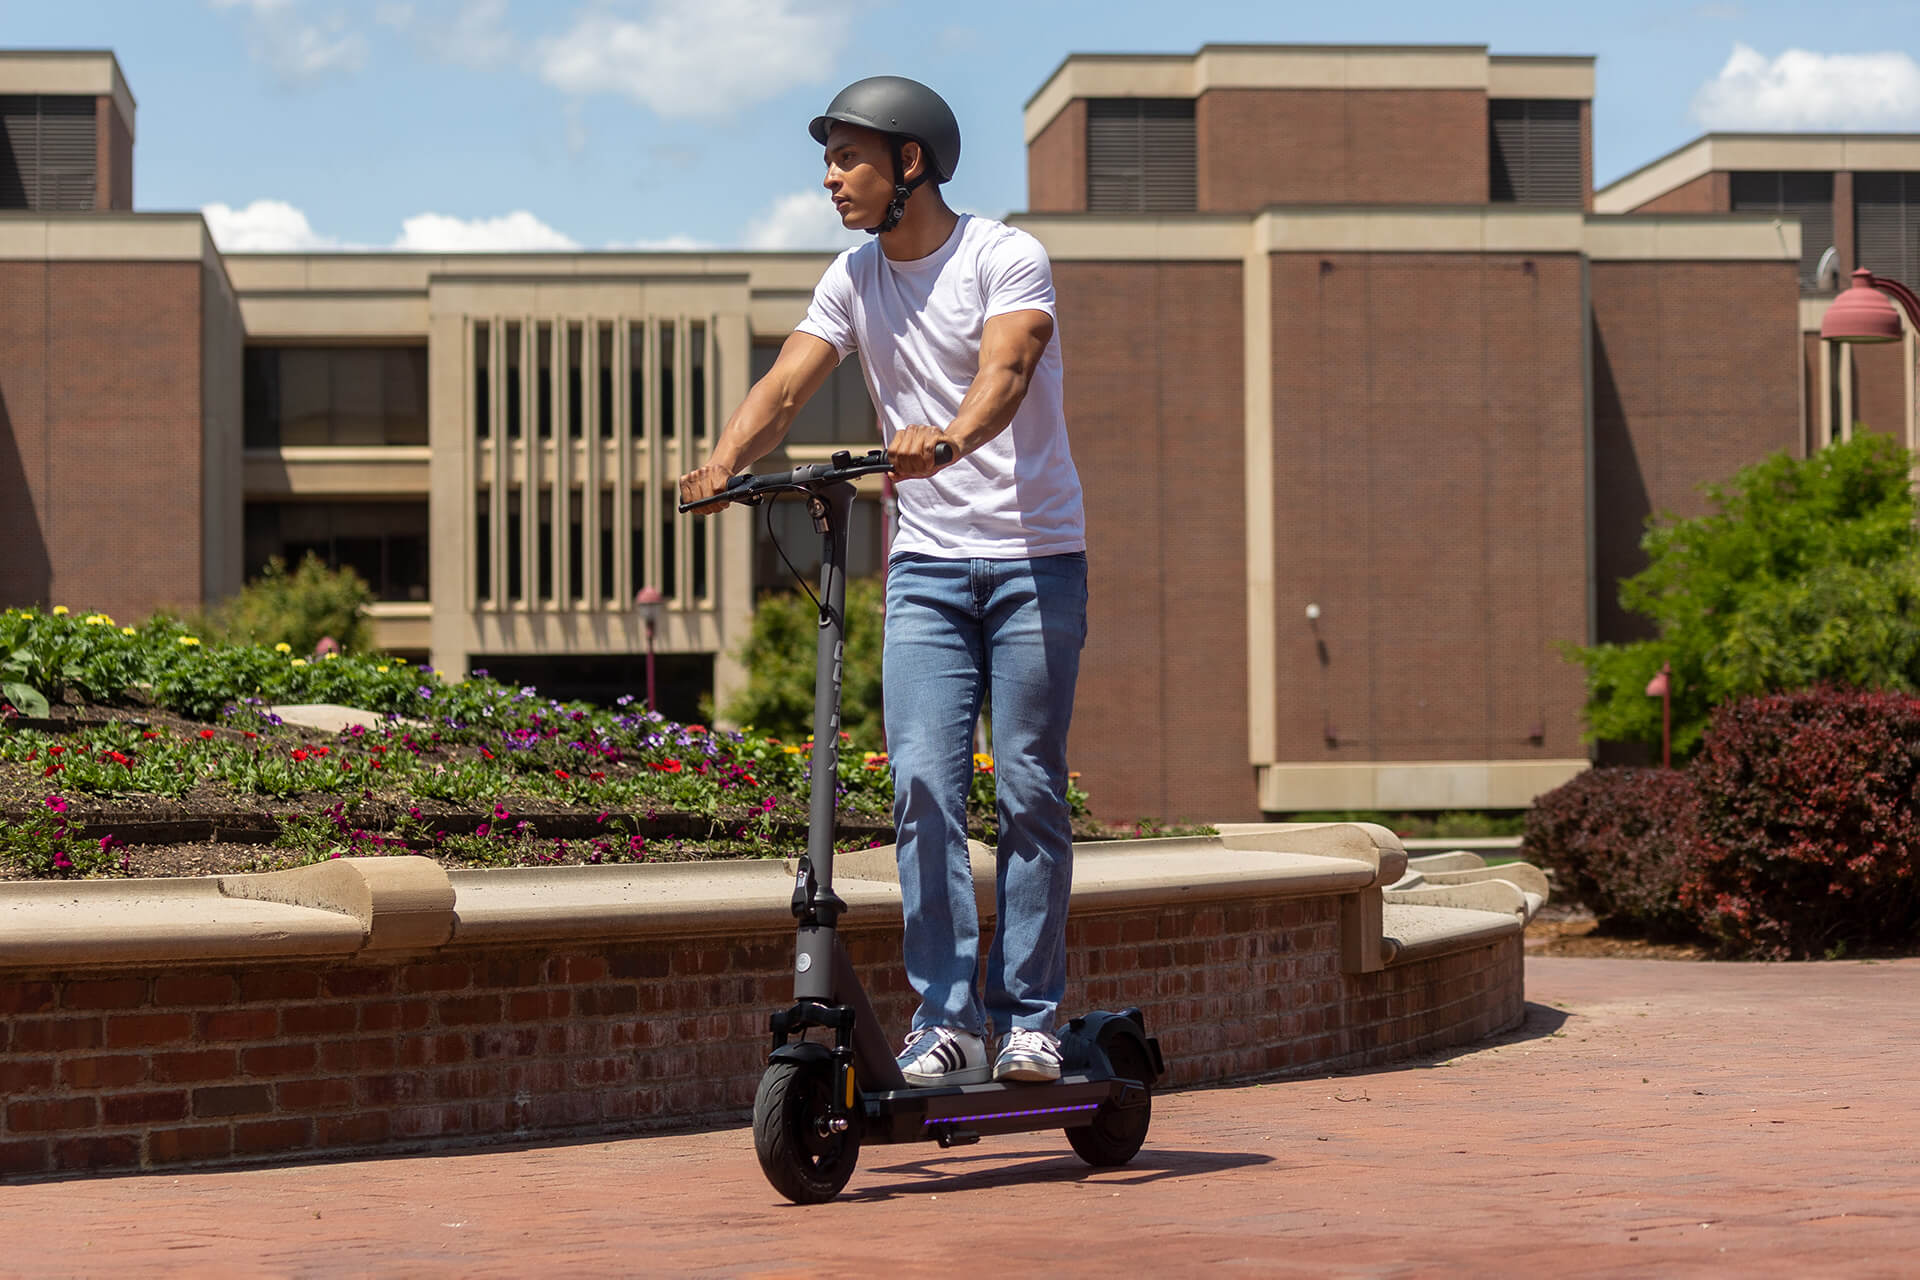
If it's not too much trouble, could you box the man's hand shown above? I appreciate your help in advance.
[679,462,741,513]
[889,425,953,479]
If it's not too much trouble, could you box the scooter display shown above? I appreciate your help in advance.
[681,447,1162,1204]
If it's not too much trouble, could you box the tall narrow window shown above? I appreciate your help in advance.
[568,490,584,603]
[537,490,554,602]
[1488,100,1582,207]
[505,500,523,601]
[689,321,708,438]
[1086,99,1195,214]
[473,323,491,440]
[691,517,709,602]
[475,491,493,603]
[1731,172,1835,292]
[660,514,678,600]
[630,494,650,603]
[598,324,615,439]
[504,323,522,440]
[630,324,650,440]
[566,323,583,439]
[537,323,554,439]
[598,489,615,602]
[1856,173,1920,289]
[659,323,677,440]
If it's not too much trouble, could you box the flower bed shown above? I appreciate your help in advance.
[0,608,1098,879]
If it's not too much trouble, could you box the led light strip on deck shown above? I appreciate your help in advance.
[924,1102,1102,1126]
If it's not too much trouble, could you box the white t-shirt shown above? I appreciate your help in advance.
[794,214,1085,560]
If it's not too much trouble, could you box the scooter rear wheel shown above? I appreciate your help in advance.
[752,1059,861,1204]
[1067,1033,1153,1167]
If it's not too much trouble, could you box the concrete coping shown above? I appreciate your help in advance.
[1381,903,1520,966]
[0,824,1517,971]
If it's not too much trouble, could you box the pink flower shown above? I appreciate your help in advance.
[43,795,68,814]
[475,822,491,838]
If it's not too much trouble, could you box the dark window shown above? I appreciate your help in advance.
[751,341,874,445]
[659,323,676,439]
[1488,99,1582,208]
[244,501,430,602]
[690,321,709,438]
[504,323,522,440]
[244,346,429,448]
[1855,173,1920,289]
[754,496,883,592]
[598,324,615,439]
[537,323,553,439]
[475,492,492,603]
[1731,171,1835,292]
[566,323,583,439]
[0,95,96,211]
[1086,98,1196,214]
[474,324,491,440]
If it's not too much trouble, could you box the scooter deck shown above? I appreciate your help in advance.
[862,1072,1149,1146]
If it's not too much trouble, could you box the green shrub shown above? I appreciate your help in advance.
[208,555,375,656]
[721,578,885,747]
[1571,434,1920,760]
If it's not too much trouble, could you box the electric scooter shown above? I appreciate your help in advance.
[681,447,1163,1204]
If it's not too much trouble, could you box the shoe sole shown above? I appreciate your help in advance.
[900,1065,991,1088]
[993,1061,1062,1083]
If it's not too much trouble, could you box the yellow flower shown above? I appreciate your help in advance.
[178,636,201,646]
[973,753,994,770]
[52,606,69,616]
[393,657,407,664]
[274,642,292,654]
[323,651,338,660]
[83,613,113,626]
[781,745,805,755]
[377,666,389,673]
[121,626,136,636]
[290,658,309,667]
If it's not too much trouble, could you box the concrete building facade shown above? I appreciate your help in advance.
[3,46,1914,821]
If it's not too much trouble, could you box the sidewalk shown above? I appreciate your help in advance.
[4,955,1918,1277]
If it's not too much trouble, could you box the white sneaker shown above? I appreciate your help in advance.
[993,1028,1063,1082]
[897,1026,990,1087]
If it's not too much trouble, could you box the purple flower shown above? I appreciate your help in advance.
[476,822,491,838]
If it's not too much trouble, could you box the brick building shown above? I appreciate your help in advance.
[4,45,1918,821]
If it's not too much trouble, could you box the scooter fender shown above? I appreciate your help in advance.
[1066,1008,1166,1083]
[766,1041,835,1069]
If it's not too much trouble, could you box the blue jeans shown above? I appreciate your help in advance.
[883,552,1088,1038]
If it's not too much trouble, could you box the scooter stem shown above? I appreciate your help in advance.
[793,478,856,1000]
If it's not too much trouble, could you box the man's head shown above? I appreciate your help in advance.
[809,76,960,235]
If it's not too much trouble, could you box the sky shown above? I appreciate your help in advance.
[5,0,1920,253]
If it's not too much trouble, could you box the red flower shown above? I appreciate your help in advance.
[198,729,215,740]
[47,745,64,756]
[42,763,61,777]
[141,731,159,739]
[554,769,571,780]
[589,771,606,782]
[106,751,132,767]
[481,748,495,760]
[651,759,683,774]
[243,731,258,740]
[339,759,351,770]
[291,749,309,762]
[314,746,330,757]
[741,774,758,787]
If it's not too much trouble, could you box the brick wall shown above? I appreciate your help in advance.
[1629,172,1727,214]
[1052,260,1253,823]
[0,260,207,619]
[1268,251,1591,764]
[1027,100,1087,213]
[94,98,135,213]
[1590,260,1803,647]
[1849,339,1912,441]
[1195,89,1488,211]
[0,898,1522,1177]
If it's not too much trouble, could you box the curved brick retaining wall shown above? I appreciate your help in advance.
[0,828,1528,1177]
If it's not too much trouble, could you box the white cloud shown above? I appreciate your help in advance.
[536,0,840,118]
[605,233,709,251]
[394,210,580,251]
[204,201,580,252]
[203,199,347,251]
[741,189,864,251]
[1692,43,1920,130]
[210,0,368,85]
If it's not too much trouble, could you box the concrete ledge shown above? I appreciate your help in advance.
[222,856,455,952]
[0,877,365,969]
[1382,904,1521,966]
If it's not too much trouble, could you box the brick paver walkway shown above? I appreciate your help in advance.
[3,955,1917,1277]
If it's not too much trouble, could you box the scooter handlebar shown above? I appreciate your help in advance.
[677,441,955,513]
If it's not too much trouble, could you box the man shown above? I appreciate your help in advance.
[679,76,1086,1087]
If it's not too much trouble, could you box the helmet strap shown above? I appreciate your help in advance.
[867,136,929,236]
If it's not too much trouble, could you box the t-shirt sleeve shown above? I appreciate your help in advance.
[981,229,1057,322]
[793,252,857,361]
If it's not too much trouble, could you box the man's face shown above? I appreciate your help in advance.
[822,123,913,228]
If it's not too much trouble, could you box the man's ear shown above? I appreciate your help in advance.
[900,139,924,184]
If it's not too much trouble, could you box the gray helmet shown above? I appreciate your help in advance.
[809,76,961,185]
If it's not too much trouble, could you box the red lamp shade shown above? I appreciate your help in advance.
[1821,269,1905,344]
[1645,668,1670,698]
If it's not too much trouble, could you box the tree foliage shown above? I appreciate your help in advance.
[1573,433,1920,758]
[720,577,886,747]
[207,554,376,657]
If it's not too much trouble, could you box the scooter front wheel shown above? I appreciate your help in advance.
[752,1059,861,1204]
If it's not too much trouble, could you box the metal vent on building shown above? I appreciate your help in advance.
[1086,98,1196,214]
[1855,172,1920,288]
[1488,99,1582,207]
[0,95,97,212]
[1730,171,1835,293]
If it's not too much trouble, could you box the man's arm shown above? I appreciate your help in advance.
[889,309,1054,478]
[680,331,841,507]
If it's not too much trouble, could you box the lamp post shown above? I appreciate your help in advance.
[1645,662,1672,770]
[634,586,664,714]
[1822,268,1920,453]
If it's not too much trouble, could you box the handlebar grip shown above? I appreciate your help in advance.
[933,441,955,466]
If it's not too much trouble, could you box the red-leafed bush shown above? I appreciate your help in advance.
[1684,689,1920,959]
[1522,767,1698,935]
